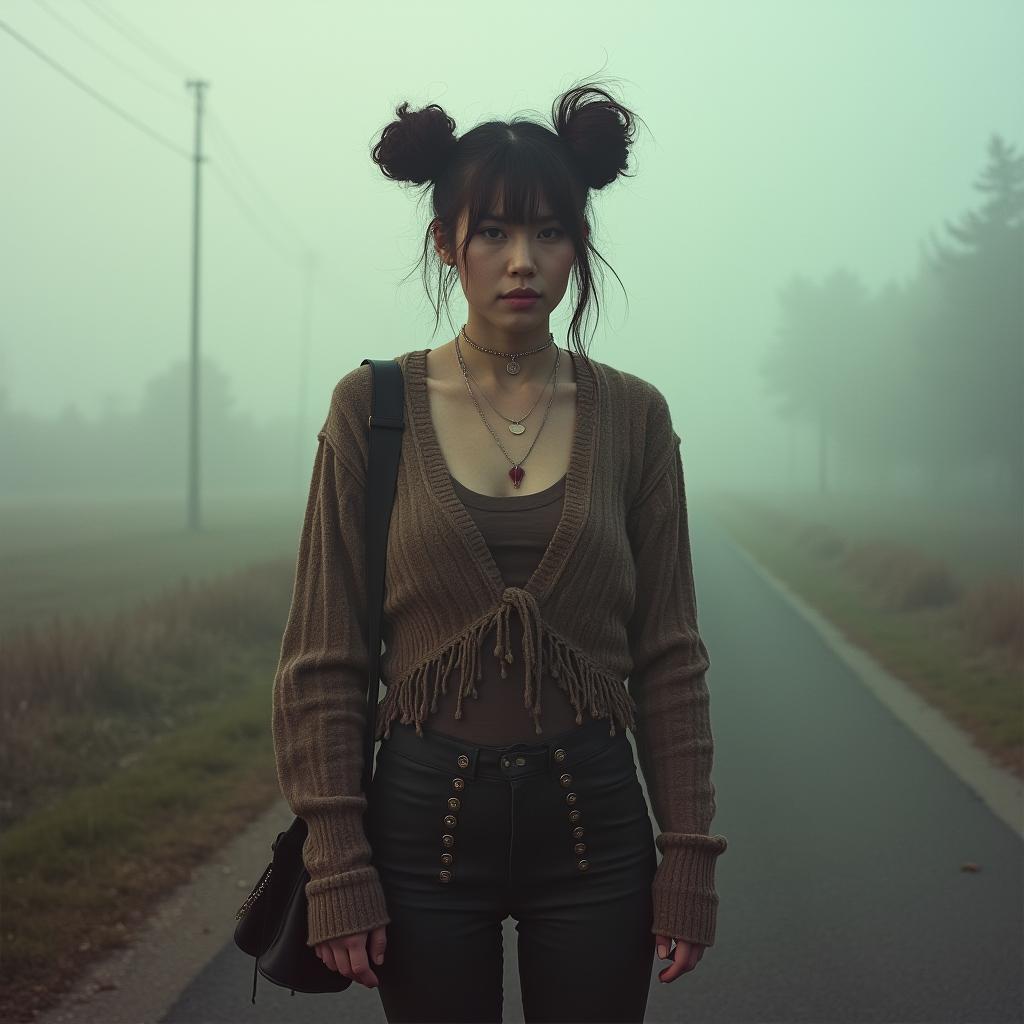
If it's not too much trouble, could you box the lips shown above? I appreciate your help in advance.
[502,289,540,298]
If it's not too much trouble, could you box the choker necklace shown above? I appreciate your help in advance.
[459,322,554,375]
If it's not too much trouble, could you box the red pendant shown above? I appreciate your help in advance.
[509,465,525,488]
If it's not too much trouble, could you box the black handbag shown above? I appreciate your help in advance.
[234,357,405,1003]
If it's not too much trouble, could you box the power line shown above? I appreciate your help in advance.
[8,9,326,270]
[207,113,313,255]
[31,0,188,109]
[0,18,191,160]
[80,0,330,270]
[208,159,308,267]
[75,1,321,265]
[78,0,195,81]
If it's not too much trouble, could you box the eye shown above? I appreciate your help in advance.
[477,226,565,240]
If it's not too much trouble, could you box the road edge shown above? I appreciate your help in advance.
[727,537,1023,841]
[34,796,298,1024]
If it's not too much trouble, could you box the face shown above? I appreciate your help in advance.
[432,196,588,344]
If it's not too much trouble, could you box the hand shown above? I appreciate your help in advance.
[315,925,388,989]
[655,933,705,983]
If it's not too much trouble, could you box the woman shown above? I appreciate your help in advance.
[271,77,728,1023]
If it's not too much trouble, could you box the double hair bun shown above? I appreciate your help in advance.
[371,85,636,191]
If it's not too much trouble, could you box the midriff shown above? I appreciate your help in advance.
[422,470,585,745]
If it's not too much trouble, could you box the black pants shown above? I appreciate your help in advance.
[366,716,658,1023]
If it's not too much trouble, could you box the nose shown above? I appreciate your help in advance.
[506,237,538,274]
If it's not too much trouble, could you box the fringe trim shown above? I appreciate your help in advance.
[375,588,637,741]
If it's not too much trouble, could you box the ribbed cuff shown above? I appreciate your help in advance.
[651,832,728,947]
[305,866,392,947]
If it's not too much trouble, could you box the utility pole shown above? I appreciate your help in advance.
[186,79,208,532]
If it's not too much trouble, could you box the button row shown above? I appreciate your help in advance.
[440,750,470,884]
[438,745,591,882]
[555,747,589,872]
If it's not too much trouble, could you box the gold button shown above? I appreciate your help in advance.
[442,833,455,848]
[439,870,452,883]
[566,792,577,805]
[574,842,586,855]
[441,853,453,865]
[448,797,461,811]
[452,778,465,791]
[444,814,457,827]
[559,773,573,787]
[577,859,590,872]
[553,748,567,762]
[569,810,582,823]
[457,754,470,769]
[573,826,584,839]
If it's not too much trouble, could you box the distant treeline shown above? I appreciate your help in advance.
[0,347,320,499]
[759,133,1023,499]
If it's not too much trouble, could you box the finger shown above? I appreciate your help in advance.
[331,941,353,980]
[330,938,355,979]
[344,936,380,989]
[321,943,340,974]
[369,925,388,966]
[658,940,694,984]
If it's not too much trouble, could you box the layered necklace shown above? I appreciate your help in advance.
[455,323,560,490]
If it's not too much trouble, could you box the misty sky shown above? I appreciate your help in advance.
[2,0,1021,488]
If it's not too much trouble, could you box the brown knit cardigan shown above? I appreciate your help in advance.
[271,347,728,949]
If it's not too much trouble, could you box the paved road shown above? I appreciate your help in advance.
[66,510,1024,1023]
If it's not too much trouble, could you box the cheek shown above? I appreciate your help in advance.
[463,241,497,276]
[551,242,577,275]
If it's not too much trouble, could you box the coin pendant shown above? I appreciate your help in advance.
[508,422,526,435]
[506,359,520,375]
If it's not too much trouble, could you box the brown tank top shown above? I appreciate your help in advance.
[426,471,585,745]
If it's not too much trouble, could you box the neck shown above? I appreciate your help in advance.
[461,314,552,355]
[454,323,558,391]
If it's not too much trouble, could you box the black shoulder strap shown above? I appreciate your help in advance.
[359,358,405,796]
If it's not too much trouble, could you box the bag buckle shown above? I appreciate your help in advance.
[367,415,404,430]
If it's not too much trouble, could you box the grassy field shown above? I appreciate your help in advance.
[0,492,304,635]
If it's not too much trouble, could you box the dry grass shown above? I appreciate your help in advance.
[959,577,1024,658]
[795,517,1023,656]
[0,560,295,832]
[0,557,299,1022]
[0,678,281,1024]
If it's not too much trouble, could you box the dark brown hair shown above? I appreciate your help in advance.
[370,75,645,361]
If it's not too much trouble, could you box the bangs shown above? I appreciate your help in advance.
[460,130,585,237]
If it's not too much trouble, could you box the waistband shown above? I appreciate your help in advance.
[378,715,627,783]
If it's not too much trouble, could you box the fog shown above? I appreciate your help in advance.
[3,6,1023,1018]
[1,0,1020,512]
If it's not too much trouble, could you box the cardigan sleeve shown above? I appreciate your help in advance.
[626,426,728,948]
[271,428,391,947]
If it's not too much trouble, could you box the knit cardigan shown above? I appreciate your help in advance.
[271,346,728,950]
